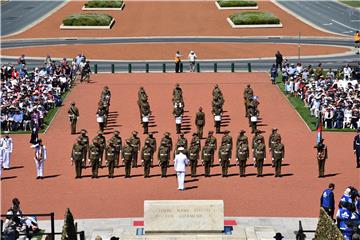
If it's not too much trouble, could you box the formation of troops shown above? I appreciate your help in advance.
[69,84,290,179]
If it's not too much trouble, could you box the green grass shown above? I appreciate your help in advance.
[339,0,360,7]
[85,0,123,8]
[229,11,280,25]
[63,13,113,26]
[217,0,257,7]
[275,74,355,132]
[7,91,70,135]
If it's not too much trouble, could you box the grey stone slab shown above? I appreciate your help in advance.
[144,200,224,233]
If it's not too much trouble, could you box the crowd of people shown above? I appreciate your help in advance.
[321,184,360,240]
[0,54,91,133]
[272,52,360,129]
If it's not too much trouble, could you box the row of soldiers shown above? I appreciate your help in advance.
[96,86,111,131]
[71,127,285,178]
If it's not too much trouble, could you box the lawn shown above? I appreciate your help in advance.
[339,0,360,7]
[275,74,355,132]
[229,12,280,25]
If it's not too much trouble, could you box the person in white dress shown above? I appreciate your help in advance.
[174,147,189,191]
[1,134,13,170]
[32,139,47,179]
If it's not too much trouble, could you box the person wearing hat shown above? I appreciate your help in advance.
[129,131,141,168]
[174,51,182,73]
[195,107,205,139]
[188,50,197,72]
[173,102,184,134]
[79,129,89,167]
[122,140,134,178]
[109,130,122,167]
[93,131,106,167]
[315,139,328,178]
[268,128,281,167]
[96,106,106,132]
[272,138,285,177]
[243,85,254,117]
[32,139,47,179]
[174,146,189,191]
[72,138,85,179]
[254,138,266,177]
[158,141,170,177]
[221,130,233,150]
[144,132,156,167]
[160,132,173,166]
[252,130,264,166]
[0,134,13,170]
[67,102,79,134]
[88,139,101,178]
[236,138,249,177]
[205,131,217,166]
[236,130,248,147]
[106,139,116,178]
[202,141,213,177]
[273,232,284,240]
[218,141,231,177]
[353,129,360,168]
[174,133,188,157]
[188,138,200,177]
[247,102,258,133]
[141,141,153,178]
[212,97,223,134]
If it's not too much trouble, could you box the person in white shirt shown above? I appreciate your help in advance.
[32,139,47,179]
[188,50,197,72]
[343,65,352,80]
[0,134,13,170]
[174,147,189,191]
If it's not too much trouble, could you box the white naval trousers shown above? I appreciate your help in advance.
[2,151,11,169]
[35,159,45,177]
[177,171,185,190]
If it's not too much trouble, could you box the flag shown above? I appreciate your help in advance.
[316,114,322,144]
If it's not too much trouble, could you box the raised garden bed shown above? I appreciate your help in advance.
[215,0,258,10]
[82,0,124,10]
[60,13,115,29]
[227,11,282,28]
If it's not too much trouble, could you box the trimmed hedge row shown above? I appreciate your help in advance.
[63,13,113,26]
[230,12,280,25]
[217,0,257,7]
[84,0,123,8]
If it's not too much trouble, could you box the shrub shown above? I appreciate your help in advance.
[217,0,257,7]
[63,13,113,26]
[84,0,123,8]
[314,208,343,240]
[229,12,280,25]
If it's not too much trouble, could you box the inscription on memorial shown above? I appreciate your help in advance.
[144,200,224,232]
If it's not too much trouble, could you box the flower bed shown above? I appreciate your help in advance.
[227,12,282,28]
[216,0,258,10]
[84,0,123,8]
[61,13,115,29]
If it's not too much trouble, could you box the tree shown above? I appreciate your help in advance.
[61,208,77,240]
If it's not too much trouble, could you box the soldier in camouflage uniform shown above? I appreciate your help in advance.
[202,141,213,177]
[174,133,188,157]
[138,86,148,123]
[272,138,285,177]
[106,140,116,178]
[252,130,264,166]
[141,141,153,178]
[195,107,205,139]
[268,128,281,167]
[236,139,249,177]
[88,139,101,178]
[71,138,84,179]
[110,130,122,167]
[218,142,231,177]
[160,132,173,165]
[158,141,170,177]
[79,129,89,167]
[243,84,254,117]
[145,132,157,167]
[122,140,134,178]
[254,138,266,177]
[205,131,217,166]
[129,131,141,168]
[221,130,233,149]
[93,130,106,167]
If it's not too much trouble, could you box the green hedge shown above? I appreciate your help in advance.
[230,12,280,25]
[314,208,343,240]
[63,13,113,26]
[217,0,257,7]
[84,0,123,8]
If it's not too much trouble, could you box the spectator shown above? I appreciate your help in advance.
[188,50,197,72]
[321,183,335,219]
[270,64,277,84]
[174,51,182,73]
[275,51,283,70]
